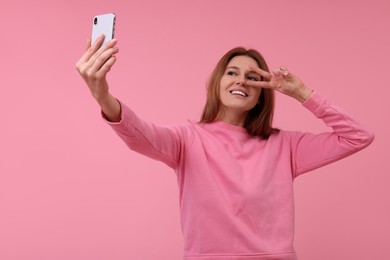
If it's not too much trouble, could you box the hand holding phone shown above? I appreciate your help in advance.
[91,13,116,48]
[76,12,119,107]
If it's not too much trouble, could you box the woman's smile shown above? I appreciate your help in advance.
[217,55,262,126]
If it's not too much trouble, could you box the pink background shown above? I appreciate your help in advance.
[1,0,389,259]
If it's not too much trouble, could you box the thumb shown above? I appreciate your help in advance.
[279,66,289,76]
[272,69,283,78]
[85,38,91,51]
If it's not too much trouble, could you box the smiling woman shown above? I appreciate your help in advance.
[218,56,264,127]
[200,47,280,137]
[76,37,375,260]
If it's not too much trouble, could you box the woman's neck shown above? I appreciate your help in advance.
[217,109,248,127]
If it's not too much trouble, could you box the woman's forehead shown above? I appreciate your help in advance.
[228,55,258,67]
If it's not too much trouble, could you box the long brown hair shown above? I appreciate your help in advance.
[200,47,279,139]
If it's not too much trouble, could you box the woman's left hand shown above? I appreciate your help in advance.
[247,65,312,103]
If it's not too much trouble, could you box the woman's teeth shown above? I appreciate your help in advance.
[230,90,248,97]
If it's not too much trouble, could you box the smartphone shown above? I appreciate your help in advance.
[91,13,116,48]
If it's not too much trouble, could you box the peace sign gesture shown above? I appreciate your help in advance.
[247,65,312,103]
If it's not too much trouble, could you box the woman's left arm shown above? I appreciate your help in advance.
[247,66,375,176]
[289,91,374,176]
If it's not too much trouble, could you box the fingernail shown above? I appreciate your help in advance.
[111,38,117,43]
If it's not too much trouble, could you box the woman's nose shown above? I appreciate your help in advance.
[236,77,246,86]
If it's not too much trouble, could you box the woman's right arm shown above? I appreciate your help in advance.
[75,34,121,122]
[75,36,187,169]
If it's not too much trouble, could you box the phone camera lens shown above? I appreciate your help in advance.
[94,17,98,25]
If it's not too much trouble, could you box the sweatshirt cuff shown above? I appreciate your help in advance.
[302,91,328,116]
[101,100,124,125]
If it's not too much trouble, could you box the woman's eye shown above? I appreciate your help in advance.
[247,75,259,81]
[227,71,237,76]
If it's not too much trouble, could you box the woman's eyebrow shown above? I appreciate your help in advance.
[226,66,260,76]
[226,66,239,70]
[227,66,258,73]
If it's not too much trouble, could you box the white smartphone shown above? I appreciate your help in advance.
[91,13,116,48]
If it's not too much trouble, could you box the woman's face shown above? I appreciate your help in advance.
[219,55,262,117]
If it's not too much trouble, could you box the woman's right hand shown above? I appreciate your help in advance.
[76,35,121,122]
[76,35,119,102]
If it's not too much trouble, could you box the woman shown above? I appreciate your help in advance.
[76,35,374,260]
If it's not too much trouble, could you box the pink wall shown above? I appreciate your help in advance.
[1,0,389,259]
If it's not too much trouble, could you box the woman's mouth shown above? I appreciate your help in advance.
[229,90,248,97]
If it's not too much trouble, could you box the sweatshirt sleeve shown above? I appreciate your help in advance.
[290,91,375,178]
[102,101,187,169]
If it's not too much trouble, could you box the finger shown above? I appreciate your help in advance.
[90,46,119,73]
[245,80,273,89]
[76,37,95,71]
[89,38,118,65]
[96,55,117,78]
[85,38,91,51]
[248,65,272,81]
[90,34,106,51]
[273,67,290,79]
[272,69,282,77]
[279,66,289,76]
[78,34,105,64]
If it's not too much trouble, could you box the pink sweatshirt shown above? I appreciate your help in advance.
[105,91,374,260]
